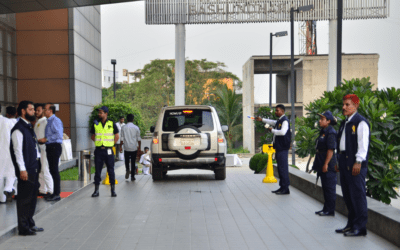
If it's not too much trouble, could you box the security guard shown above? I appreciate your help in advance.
[335,94,370,237]
[312,111,337,216]
[90,106,119,197]
[256,104,291,195]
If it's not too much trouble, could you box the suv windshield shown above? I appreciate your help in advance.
[162,109,214,132]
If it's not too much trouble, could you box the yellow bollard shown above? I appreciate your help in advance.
[102,172,118,185]
[262,144,277,183]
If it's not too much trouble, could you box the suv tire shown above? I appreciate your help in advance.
[152,166,163,181]
[214,166,226,180]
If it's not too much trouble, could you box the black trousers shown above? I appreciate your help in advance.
[124,151,137,175]
[17,161,39,232]
[94,148,115,185]
[46,143,62,196]
[275,150,290,189]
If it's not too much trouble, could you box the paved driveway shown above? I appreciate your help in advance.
[0,165,397,250]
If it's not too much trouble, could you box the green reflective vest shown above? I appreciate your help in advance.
[94,120,115,147]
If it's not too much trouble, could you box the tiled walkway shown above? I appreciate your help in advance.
[0,164,397,250]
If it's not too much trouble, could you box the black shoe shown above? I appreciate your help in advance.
[19,230,36,236]
[272,188,282,193]
[30,226,44,232]
[38,192,49,198]
[4,190,15,202]
[125,170,130,179]
[45,195,61,201]
[92,184,100,197]
[111,184,117,197]
[344,229,367,237]
[275,189,290,195]
[335,226,352,233]
[131,176,136,181]
[319,211,335,216]
[315,210,324,215]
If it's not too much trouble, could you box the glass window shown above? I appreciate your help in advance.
[162,109,214,132]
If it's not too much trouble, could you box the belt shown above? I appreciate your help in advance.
[338,151,346,154]
[97,146,112,149]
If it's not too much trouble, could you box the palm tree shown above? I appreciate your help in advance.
[213,85,242,150]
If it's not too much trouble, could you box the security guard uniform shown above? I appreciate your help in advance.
[90,118,119,194]
[337,112,370,234]
[312,112,337,216]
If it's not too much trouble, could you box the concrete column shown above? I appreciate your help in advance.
[327,19,337,92]
[175,24,186,106]
[242,59,255,154]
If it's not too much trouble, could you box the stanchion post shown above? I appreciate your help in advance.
[262,144,277,183]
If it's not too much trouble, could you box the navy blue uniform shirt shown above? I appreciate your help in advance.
[312,125,337,173]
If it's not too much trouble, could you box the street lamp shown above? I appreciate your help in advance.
[111,59,117,100]
[290,4,313,167]
[269,31,288,108]
[337,0,343,87]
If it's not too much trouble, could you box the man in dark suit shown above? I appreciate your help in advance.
[256,104,291,195]
[335,94,370,237]
[10,101,44,236]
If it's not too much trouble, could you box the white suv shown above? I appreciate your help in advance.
[150,105,228,180]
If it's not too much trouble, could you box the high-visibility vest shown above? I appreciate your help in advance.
[94,120,115,147]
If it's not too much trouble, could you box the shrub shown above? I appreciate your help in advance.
[256,154,269,173]
[89,101,146,137]
[296,77,400,204]
[227,146,250,154]
[249,153,269,172]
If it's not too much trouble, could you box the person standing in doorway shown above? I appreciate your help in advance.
[34,103,53,198]
[91,106,119,197]
[312,111,338,216]
[38,103,63,202]
[120,114,141,181]
[256,104,291,195]
[335,94,370,237]
[115,116,125,161]
[10,101,44,235]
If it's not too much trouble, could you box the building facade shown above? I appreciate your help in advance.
[102,69,119,88]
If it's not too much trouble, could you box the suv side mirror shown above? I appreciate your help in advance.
[221,125,229,132]
[150,126,155,133]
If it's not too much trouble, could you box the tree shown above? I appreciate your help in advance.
[102,59,242,131]
[212,85,243,150]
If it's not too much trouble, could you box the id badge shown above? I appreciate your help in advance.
[108,149,112,155]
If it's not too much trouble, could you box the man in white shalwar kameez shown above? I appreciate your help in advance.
[139,147,151,175]
[0,105,17,203]
[34,104,53,197]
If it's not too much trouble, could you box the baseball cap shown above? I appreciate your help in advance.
[97,106,109,113]
[317,111,337,125]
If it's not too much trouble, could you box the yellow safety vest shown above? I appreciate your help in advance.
[94,120,115,147]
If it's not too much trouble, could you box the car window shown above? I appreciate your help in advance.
[162,109,214,132]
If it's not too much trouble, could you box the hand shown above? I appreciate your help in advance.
[20,171,28,181]
[352,162,361,176]
[267,127,272,132]
[255,117,262,122]
[120,148,123,153]
[38,138,46,143]
[334,165,339,172]
[322,164,328,173]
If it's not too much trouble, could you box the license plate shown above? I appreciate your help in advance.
[179,138,199,146]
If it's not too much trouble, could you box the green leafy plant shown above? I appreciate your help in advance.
[249,153,269,173]
[89,101,146,137]
[255,106,277,146]
[227,146,250,154]
[296,77,400,204]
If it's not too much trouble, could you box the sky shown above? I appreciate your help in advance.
[101,1,400,104]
